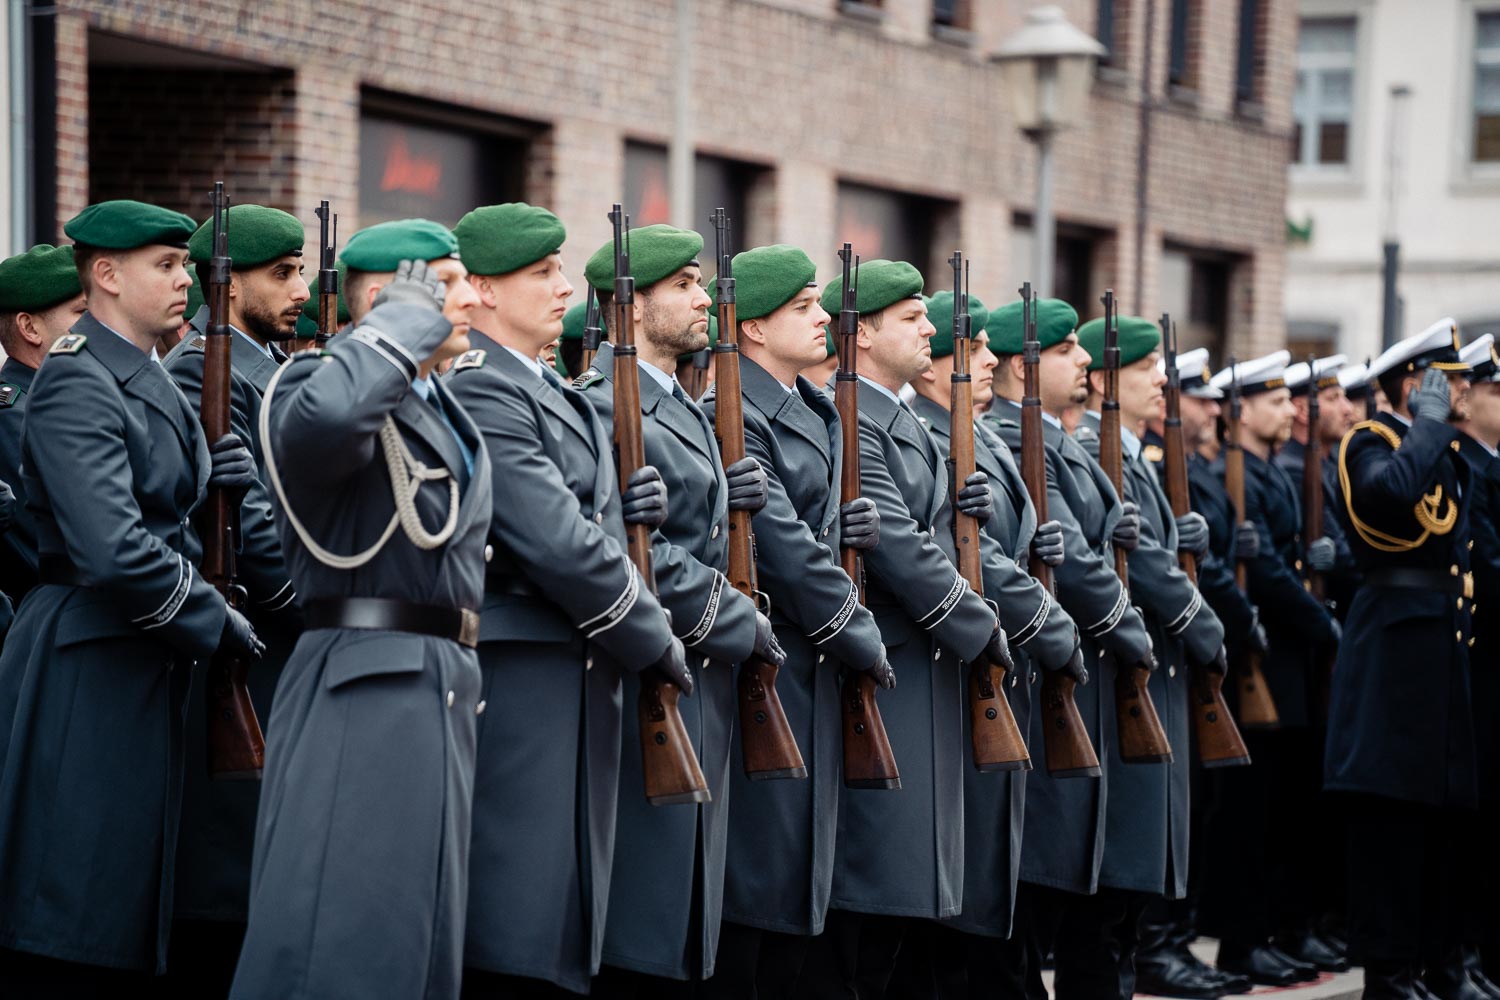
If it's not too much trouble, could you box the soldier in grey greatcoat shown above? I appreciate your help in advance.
[695,244,892,998]
[983,297,1157,1000]
[444,204,687,999]
[576,224,783,997]
[231,222,489,1000]
[0,201,264,995]
[160,204,306,996]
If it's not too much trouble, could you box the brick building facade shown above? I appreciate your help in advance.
[14,0,1296,358]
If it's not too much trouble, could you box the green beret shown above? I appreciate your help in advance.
[824,327,837,358]
[295,312,317,339]
[984,297,1079,355]
[584,224,703,292]
[187,204,305,268]
[454,203,565,276]
[64,200,197,250]
[925,292,990,361]
[341,219,458,273]
[676,314,719,362]
[301,261,350,325]
[1076,315,1162,371]
[0,245,80,313]
[818,259,924,318]
[732,245,817,321]
[186,269,204,318]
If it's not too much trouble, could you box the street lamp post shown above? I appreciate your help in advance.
[992,6,1106,299]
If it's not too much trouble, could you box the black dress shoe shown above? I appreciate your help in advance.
[1136,950,1227,999]
[1265,943,1320,982]
[1468,971,1500,1000]
[1364,963,1421,999]
[1278,929,1352,973]
[1215,942,1301,987]
[1426,961,1494,1000]
[1165,944,1251,995]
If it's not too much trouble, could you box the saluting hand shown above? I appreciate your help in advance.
[621,465,669,528]
[725,457,768,513]
[1410,366,1452,423]
[839,497,880,550]
[1111,501,1142,551]
[372,259,447,314]
[956,471,993,523]
[1030,519,1065,567]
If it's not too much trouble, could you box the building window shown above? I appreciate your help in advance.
[622,141,760,240]
[1474,10,1500,162]
[1236,0,1260,105]
[1168,0,1192,87]
[1160,246,1231,364]
[932,0,970,31]
[835,182,947,291]
[1293,17,1356,168]
[1097,0,1118,66]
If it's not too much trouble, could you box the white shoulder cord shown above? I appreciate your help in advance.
[259,354,460,570]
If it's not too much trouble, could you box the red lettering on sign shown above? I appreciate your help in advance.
[381,134,442,195]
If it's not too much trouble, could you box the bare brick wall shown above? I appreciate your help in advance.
[48,0,1294,354]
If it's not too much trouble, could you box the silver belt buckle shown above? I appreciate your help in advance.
[459,608,481,648]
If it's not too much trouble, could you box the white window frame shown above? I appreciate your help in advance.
[1453,0,1500,190]
[1291,0,1372,195]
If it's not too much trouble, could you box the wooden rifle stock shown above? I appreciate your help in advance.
[948,253,1029,772]
[202,183,265,780]
[1161,316,1250,767]
[609,206,711,805]
[1099,291,1172,764]
[1224,359,1280,729]
[835,245,900,790]
[1019,282,1101,778]
[710,209,806,781]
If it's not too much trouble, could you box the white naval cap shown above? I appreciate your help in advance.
[1462,334,1499,383]
[1337,360,1371,394]
[1158,347,1223,399]
[1283,354,1348,395]
[1209,349,1291,397]
[1366,317,1467,382]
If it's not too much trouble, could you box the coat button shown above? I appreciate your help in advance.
[475,700,487,715]
[711,525,720,539]
[446,690,455,708]
[1452,440,1462,451]
[1010,674,1018,687]
[1452,565,1460,576]
[586,656,594,671]
[1168,666,1177,678]
[484,544,493,563]
[824,527,831,537]
[1456,631,1464,641]
[701,656,710,669]
[1469,637,1476,648]
[934,649,942,661]
[595,512,604,524]
[817,653,826,664]
[1458,598,1464,610]
[1029,671,1038,684]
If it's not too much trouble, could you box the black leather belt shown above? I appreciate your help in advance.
[1363,567,1473,598]
[306,597,481,648]
[37,555,89,588]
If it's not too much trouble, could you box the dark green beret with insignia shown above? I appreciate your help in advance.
[676,314,718,362]
[454,203,566,276]
[818,259,924,319]
[301,261,350,325]
[561,299,609,342]
[584,224,703,292]
[341,218,458,273]
[1076,314,1162,371]
[64,200,197,250]
[0,244,81,313]
[984,297,1079,356]
[187,204,306,268]
[925,291,990,361]
[732,245,818,322]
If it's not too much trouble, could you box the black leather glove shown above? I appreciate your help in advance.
[1030,519,1065,567]
[209,434,257,495]
[865,646,896,690]
[752,612,786,667]
[0,479,14,535]
[653,634,693,696]
[1197,645,1229,675]
[840,497,880,550]
[1307,536,1336,573]
[1233,520,1260,560]
[982,622,1015,673]
[372,258,447,313]
[955,471,993,524]
[725,457,768,513]
[220,605,265,660]
[621,465,669,528]
[1410,366,1451,423]
[1175,512,1210,556]
[1056,643,1089,685]
[1245,610,1269,656]
[1111,501,1141,551]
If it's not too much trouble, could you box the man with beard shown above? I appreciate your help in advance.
[0,200,264,995]
[1200,352,1339,988]
[0,244,86,604]
[797,260,1007,1000]
[577,224,781,997]
[907,291,1083,994]
[1071,314,1226,998]
[1327,320,1476,1000]
[156,204,307,996]
[695,244,891,999]
[982,297,1155,1000]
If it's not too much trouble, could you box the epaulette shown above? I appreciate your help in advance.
[49,334,86,355]
[1074,425,1098,442]
[190,336,207,350]
[0,384,21,408]
[451,349,486,372]
[995,417,1020,429]
[1143,443,1164,464]
[573,368,604,390]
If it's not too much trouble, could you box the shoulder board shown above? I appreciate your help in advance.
[0,384,20,408]
[573,368,604,390]
[451,348,486,372]
[49,334,86,355]
[1348,419,1400,450]
[1143,443,1164,464]
[190,335,206,350]
[995,417,1020,429]
[1074,425,1098,442]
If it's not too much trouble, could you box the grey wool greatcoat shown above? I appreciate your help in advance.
[985,399,1153,896]
[1077,413,1223,899]
[0,312,224,973]
[231,302,491,1000]
[0,357,40,601]
[830,378,996,920]
[699,357,886,937]
[577,341,759,980]
[910,395,1078,938]
[444,332,675,993]
[163,311,300,924]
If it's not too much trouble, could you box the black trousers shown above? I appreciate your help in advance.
[1341,792,1465,967]
[0,947,155,1000]
[794,909,910,1000]
[461,968,585,999]
[701,922,810,1000]
[1000,882,1148,1000]
[160,918,245,999]
[591,964,699,999]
